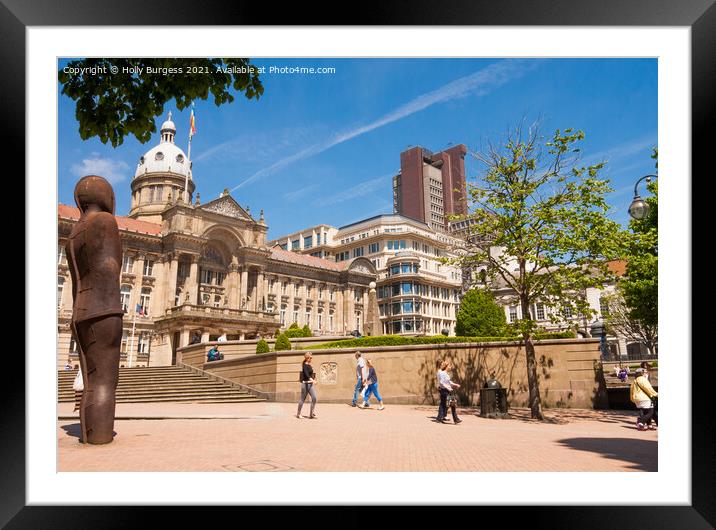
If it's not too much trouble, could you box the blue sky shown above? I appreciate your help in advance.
[58,58,657,238]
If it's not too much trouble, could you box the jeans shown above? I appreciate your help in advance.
[352,378,363,405]
[297,383,317,416]
[437,387,449,420]
[364,382,382,404]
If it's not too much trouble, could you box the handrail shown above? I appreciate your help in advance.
[177,361,275,401]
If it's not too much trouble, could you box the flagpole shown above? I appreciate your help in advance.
[128,308,137,368]
[184,134,192,203]
[185,104,194,204]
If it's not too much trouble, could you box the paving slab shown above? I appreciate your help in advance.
[58,402,658,472]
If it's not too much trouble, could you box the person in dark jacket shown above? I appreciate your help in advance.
[297,352,318,419]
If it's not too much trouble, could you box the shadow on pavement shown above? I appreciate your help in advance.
[556,437,658,471]
[61,423,82,439]
[60,423,117,442]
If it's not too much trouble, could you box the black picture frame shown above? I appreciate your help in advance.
[5,0,711,526]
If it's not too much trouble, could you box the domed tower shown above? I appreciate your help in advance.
[128,112,196,223]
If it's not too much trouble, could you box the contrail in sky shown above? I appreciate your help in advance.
[230,59,540,192]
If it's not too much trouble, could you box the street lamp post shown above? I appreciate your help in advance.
[590,319,610,361]
[628,174,658,220]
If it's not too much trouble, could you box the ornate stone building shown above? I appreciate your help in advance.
[57,115,377,369]
[270,214,463,336]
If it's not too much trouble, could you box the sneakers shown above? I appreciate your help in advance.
[362,402,370,408]
[296,414,302,419]
[378,404,385,410]
[454,419,462,424]
[309,414,318,419]
[350,403,357,407]
[636,422,646,431]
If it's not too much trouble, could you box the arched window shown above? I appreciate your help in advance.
[57,276,65,309]
[120,284,132,312]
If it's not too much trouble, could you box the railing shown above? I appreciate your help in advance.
[177,361,274,401]
[162,304,278,322]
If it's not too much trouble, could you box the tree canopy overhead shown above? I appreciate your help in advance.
[58,58,264,147]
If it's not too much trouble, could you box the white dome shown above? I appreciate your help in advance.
[134,142,189,178]
[161,119,176,132]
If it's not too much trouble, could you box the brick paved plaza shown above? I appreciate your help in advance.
[57,402,657,472]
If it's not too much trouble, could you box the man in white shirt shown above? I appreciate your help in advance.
[351,351,368,407]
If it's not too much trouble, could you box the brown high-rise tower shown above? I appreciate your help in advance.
[392,144,467,233]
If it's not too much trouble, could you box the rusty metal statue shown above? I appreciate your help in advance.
[66,175,123,444]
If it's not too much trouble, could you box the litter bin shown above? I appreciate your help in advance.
[480,378,508,418]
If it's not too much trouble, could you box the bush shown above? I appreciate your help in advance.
[301,324,312,337]
[306,331,576,350]
[284,322,308,339]
[274,333,292,351]
[256,339,270,354]
[455,289,509,337]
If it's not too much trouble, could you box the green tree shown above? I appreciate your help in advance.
[619,148,658,332]
[456,124,623,419]
[58,58,264,147]
[255,339,270,354]
[301,324,312,337]
[455,289,508,337]
[274,333,292,352]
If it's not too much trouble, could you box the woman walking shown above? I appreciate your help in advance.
[361,359,385,410]
[436,360,461,424]
[630,367,658,430]
[297,352,318,419]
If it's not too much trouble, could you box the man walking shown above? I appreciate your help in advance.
[351,351,367,407]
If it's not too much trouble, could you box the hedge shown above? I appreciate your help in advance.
[256,339,270,354]
[305,331,576,350]
[274,333,292,351]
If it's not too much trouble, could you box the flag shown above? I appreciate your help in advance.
[136,303,144,316]
[189,106,197,137]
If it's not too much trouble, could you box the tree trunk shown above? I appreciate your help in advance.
[521,296,544,420]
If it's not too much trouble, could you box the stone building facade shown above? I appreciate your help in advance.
[270,214,463,336]
[57,115,377,369]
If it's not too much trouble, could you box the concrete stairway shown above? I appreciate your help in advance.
[58,365,264,404]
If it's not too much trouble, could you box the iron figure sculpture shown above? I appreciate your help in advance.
[66,175,123,444]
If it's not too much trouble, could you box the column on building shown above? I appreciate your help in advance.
[227,261,240,308]
[239,266,249,309]
[186,255,199,305]
[255,270,265,311]
[165,253,179,310]
[129,252,143,314]
[152,257,166,316]
[342,285,352,334]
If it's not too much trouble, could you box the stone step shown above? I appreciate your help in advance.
[60,385,251,396]
[59,394,263,403]
[57,366,262,404]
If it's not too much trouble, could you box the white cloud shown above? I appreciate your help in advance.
[70,155,130,184]
[311,174,392,207]
[231,59,539,192]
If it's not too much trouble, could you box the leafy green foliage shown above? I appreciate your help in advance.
[274,333,292,352]
[255,339,270,354]
[454,123,626,419]
[58,58,264,147]
[455,289,509,337]
[307,332,575,350]
[284,322,311,338]
[620,149,658,329]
